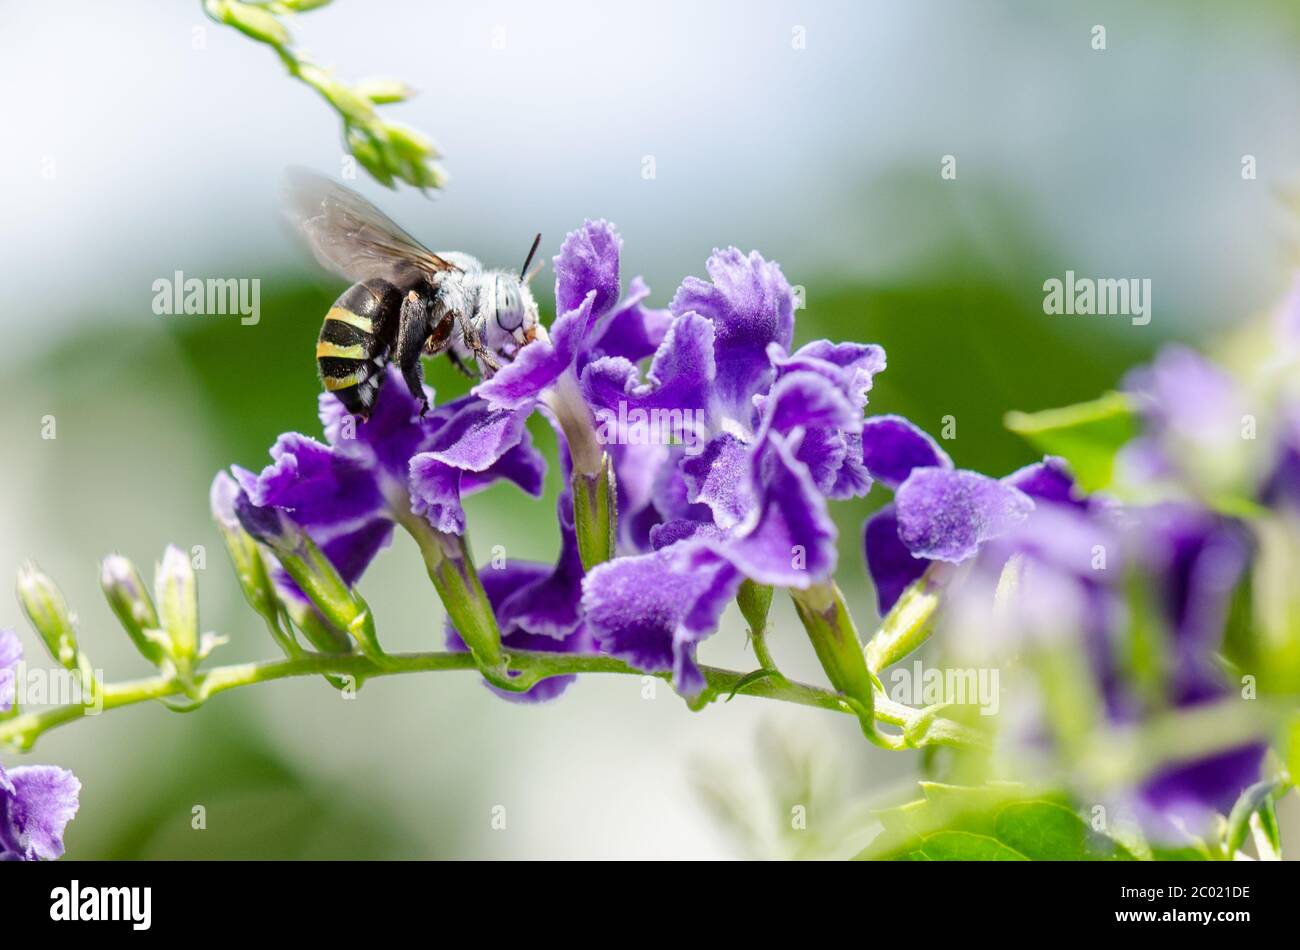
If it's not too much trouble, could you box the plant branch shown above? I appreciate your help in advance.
[0,643,987,754]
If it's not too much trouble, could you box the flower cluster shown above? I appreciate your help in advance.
[204,221,1296,855]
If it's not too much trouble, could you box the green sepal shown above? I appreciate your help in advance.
[572,454,618,571]
[790,582,876,725]
[736,581,774,635]
[401,514,504,677]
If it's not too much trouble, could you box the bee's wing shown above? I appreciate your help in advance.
[283,169,459,285]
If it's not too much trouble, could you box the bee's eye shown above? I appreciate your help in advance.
[495,280,523,332]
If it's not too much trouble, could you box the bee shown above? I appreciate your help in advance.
[284,170,543,420]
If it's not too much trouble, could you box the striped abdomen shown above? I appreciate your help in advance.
[317,279,400,417]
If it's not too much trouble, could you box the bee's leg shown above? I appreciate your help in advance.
[393,291,432,416]
[462,325,501,374]
[446,348,478,379]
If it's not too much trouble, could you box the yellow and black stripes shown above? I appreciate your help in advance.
[316,279,400,415]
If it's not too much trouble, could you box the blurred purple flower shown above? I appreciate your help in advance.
[862,419,1054,613]
[0,762,80,861]
[936,454,1264,841]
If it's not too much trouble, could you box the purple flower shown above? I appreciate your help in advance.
[232,366,544,586]
[0,629,19,714]
[445,557,592,703]
[862,418,1042,613]
[583,255,885,555]
[446,455,590,701]
[582,537,740,696]
[574,242,937,689]
[669,248,795,420]
[474,221,671,462]
[0,762,80,861]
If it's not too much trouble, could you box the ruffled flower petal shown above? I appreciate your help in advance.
[1003,456,1087,509]
[0,764,81,861]
[554,219,622,320]
[860,415,952,488]
[894,467,1033,562]
[234,433,385,530]
[422,397,530,472]
[581,543,738,697]
[680,433,754,530]
[460,428,547,499]
[583,311,717,426]
[863,505,929,614]
[407,455,468,535]
[495,492,586,640]
[724,431,839,588]
[670,247,794,417]
[584,276,672,367]
[474,292,595,411]
[770,339,886,410]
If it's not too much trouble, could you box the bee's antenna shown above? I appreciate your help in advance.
[520,232,542,281]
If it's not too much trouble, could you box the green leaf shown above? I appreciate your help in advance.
[1004,391,1137,492]
[858,783,1137,861]
[1224,780,1279,856]
[725,668,781,701]
[916,831,1028,861]
[994,801,1134,861]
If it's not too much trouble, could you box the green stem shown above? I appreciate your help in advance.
[0,645,986,754]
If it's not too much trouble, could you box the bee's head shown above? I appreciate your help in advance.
[491,233,544,350]
[493,273,539,348]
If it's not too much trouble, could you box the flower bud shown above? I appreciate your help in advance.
[210,472,279,625]
[234,492,385,659]
[15,563,78,669]
[154,545,199,666]
[346,130,395,188]
[354,77,414,105]
[210,0,290,46]
[864,570,942,673]
[384,122,437,160]
[100,554,165,666]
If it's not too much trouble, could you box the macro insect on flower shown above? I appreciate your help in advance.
[4,215,1298,865]
[286,172,545,418]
